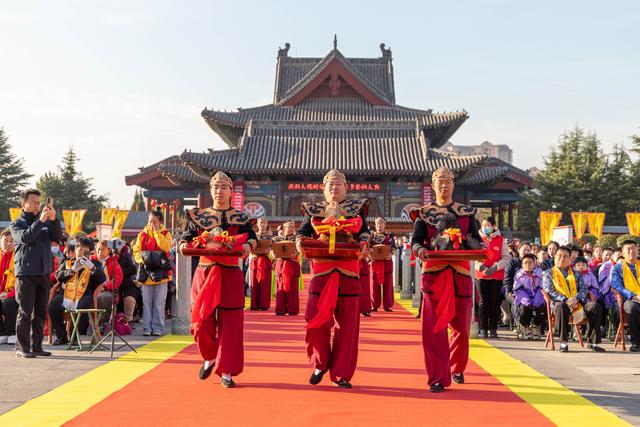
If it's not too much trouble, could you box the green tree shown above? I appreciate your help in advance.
[519,127,607,236]
[130,188,145,211]
[36,147,108,229]
[0,128,32,220]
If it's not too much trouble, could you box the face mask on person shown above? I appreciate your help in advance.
[51,247,61,256]
[483,227,493,236]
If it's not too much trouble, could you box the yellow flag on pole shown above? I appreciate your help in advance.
[101,208,117,225]
[539,211,562,245]
[62,210,86,235]
[9,208,21,221]
[112,210,129,238]
[570,212,589,240]
[626,213,640,236]
[586,213,605,239]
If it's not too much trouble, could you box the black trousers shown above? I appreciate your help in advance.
[554,301,602,344]
[518,304,546,327]
[15,275,50,352]
[623,300,640,346]
[477,279,502,331]
[0,296,19,336]
[48,294,94,340]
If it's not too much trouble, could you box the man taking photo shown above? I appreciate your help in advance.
[10,189,63,358]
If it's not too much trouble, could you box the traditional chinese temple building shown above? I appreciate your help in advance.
[125,39,533,233]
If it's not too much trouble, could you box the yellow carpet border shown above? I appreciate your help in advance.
[394,293,629,426]
[0,335,193,427]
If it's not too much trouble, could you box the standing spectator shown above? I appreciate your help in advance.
[132,210,172,336]
[475,217,511,339]
[0,229,19,345]
[10,189,62,358]
[541,241,559,270]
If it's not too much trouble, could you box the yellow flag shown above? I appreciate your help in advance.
[587,212,605,239]
[9,208,21,221]
[570,212,589,240]
[62,210,73,234]
[112,210,129,238]
[626,213,640,236]
[62,209,86,235]
[101,208,117,225]
[539,211,562,245]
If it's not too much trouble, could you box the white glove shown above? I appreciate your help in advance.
[71,259,83,272]
[80,257,94,270]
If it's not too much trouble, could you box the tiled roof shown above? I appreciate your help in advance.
[182,121,485,177]
[159,160,208,184]
[274,48,394,104]
[457,158,533,186]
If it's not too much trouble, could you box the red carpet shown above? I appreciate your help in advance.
[66,280,552,426]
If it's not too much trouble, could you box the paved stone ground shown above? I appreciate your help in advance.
[1,322,639,425]
[490,329,640,426]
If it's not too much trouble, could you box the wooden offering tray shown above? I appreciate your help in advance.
[423,249,487,262]
[252,239,271,256]
[272,241,296,258]
[182,247,243,257]
[300,240,360,260]
[371,244,391,261]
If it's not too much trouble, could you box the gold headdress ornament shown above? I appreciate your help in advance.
[210,171,233,188]
[375,217,386,223]
[431,166,455,182]
[323,169,347,186]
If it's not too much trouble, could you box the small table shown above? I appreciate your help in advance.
[65,308,106,351]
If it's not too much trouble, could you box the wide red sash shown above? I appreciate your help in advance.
[282,260,296,292]
[305,259,358,329]
[427,260,457,333]
[255,255,268,283]
[190,265,222,337]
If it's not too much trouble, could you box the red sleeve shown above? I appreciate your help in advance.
[50,257,60,283]
[7,288,15,299]
[105,259,123,290]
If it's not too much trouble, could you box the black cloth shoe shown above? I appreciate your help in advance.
[16,350,36,358]
[629,345,640,352]
[362,313,371,317]
[489,330,498,339]
[53,338,69,346]
[371,307,378,312]
[309,370,326,385]
[221,377,236,388]
[384,308,393,312]
[590,344,606,353]
[452,373,465,384]
[33,350,52,357]
[333,380,352,389]
[559,343,569,352]
[275,313,285,316]
[199,361,215,380]
[288,313,298,316]
[429,383,444,393]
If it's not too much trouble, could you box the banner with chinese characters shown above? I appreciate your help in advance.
[627,213,640,236]
[421,183,435,206]
[232,182,245,211]
[101,208,117,225]
[586,212,605,239]
[286,182,383,192]
[62,209,86,235]
[570,212,589,240]
[539,211,562,245]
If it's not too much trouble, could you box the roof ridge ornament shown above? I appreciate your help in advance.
[278,42,291,57]
[333,34,337,50]
[380,43,392,59]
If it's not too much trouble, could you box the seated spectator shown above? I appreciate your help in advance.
[596,247,620,334]
[542,245,605,352]
[609,240,640,352]
[132,210,171,337]
[0,229,18,345]
[569,245,583,265]
[541,241,559,271]
[502,242,532,327]
[110,238,140,323]
[513,253,545,339]
[48,238,106,345]
[91,240,123,330]
[537,246,549,266]
[574,256,598,301]
[590,246,604,272]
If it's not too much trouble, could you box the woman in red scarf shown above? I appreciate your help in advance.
[0,230,18,345]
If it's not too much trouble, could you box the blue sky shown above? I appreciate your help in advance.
[1,0,638,207]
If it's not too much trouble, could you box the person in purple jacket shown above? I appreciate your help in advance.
[513,254,546,339]
[597,248,622,331]
[574,257,599,300]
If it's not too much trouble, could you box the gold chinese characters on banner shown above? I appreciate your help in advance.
[9,208,21,221]
[570,212,589,240]
[112,210,129,238]
[101,208,117,225]
[62,210,86,235]
[539,211,562,245]
[627,213,640,236]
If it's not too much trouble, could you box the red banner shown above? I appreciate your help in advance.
[422,183,434,205]
[286,182,382,192]
[232,182,245,211]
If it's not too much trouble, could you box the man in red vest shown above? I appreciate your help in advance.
[474,217,510,338]
[410,166,483,393]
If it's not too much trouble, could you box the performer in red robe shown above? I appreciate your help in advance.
[370,217,396,312]
[410,166,482,393]
[296,169,370,389]
[179,171,257,388]
[250,217,272,311]
[273,221,300,316]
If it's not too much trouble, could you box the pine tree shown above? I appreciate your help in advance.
[36,147,108,229]
[130,189,145,211]
[0,128,33,220]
